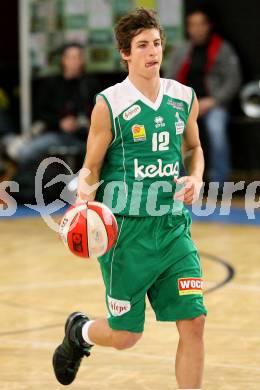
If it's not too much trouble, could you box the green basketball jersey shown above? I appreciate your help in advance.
[95,77,195,217]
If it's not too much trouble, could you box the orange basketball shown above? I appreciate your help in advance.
[59,201,118,258]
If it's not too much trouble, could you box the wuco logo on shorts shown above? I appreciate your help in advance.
[178,278,204,295]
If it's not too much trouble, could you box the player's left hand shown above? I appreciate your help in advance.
[173,176,203,205]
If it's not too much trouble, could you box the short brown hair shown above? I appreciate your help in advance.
[114,8,165,67]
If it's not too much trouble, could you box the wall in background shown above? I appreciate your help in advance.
[0,1,18,65]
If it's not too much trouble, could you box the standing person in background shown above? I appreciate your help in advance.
[53,8,206,389]
[166,5,242,187]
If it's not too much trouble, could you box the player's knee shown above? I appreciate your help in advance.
[112,331,142,350]
[178,314,205,341]
[189,315,205,339]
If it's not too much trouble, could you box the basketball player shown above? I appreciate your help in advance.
[53,8,207,389]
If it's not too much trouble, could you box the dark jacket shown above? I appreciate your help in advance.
[165,34,242,106]
[34,73,100,131]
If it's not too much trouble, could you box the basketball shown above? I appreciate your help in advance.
[59,201,118,258]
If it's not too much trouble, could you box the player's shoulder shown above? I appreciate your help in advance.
[97,78,128,102]
[95,82,123,115]
[161,78,194,105]
[94,95,110,113]
[96,78,138,118]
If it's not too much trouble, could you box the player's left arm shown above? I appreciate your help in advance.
[174,96,204,205]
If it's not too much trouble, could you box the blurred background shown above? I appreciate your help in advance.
[0,0,260,204]
[0,2,260,389]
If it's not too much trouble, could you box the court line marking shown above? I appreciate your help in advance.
[2,338,260,373]
[0,253,235,294]
[200,251,235,294]
[226,283,260,292]
[0,252,243,340]
[0,278,101,292]
[1,278,259,293]
[0,323,63,336]
[1,318,259,337]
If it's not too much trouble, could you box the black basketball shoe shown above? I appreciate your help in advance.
[52,312,93,385]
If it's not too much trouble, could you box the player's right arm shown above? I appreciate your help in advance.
[76,97,113,202]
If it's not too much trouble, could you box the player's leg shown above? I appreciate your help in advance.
[149,252,206,388]
[149,257,206,387]
[85,318,142,349]
[148,211,207,388]
[53,216,150,385]
[52,312,92,386]
[53,312,142,385]
[175,315,205,388]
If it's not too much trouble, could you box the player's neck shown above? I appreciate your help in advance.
[128,74,161,103]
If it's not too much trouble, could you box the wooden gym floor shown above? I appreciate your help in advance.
[0,213,260,389]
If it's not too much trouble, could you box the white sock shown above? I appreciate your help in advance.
[81,320,95,345]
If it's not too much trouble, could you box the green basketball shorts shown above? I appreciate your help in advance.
[98,209,207,333]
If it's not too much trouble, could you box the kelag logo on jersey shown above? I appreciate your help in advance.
[123,104,141,120]
[132,124,146,142]
[134,158,179,179]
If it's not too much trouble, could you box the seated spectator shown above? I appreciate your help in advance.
[165,5,242,185]
[9,42,100,171]
[0,87,17,176]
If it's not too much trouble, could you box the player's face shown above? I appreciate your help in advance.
[186,12,212,45]
[122,28,163,78]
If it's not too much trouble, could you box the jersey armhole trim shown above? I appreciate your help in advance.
[183,88,195,136]
[96,93,117,146]
[188,88,195,114]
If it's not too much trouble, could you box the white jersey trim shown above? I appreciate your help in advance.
[98,78,137,120]
[117,116,128,200]
[162,78,193,111]
[109,216,125,295]
[96,93,118,147]
[98,77,193,122]
[124,77,164,111]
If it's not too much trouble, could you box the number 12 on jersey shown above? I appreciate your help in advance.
[152,131,170,152]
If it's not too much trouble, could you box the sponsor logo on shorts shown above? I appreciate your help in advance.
[132,124,146,142]
[178,277,203,295]
[107,295,131,316]
[123,104,141,120]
